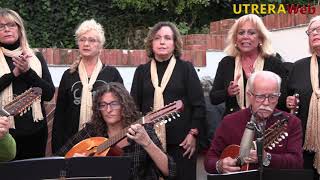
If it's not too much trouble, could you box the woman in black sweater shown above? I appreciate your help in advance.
[0,8,55,159]
[51,19,123,154]
[210,14,287,116]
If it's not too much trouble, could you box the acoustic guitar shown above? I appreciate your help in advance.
[65,100,184,158]
[220,116,288,171]
[0,87,42,117]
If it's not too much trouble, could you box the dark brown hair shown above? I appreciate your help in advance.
[145,21,183,59]
[90,82,141,135]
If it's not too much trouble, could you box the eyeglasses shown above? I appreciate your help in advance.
[250,92,281,103]
[237,29,258,36]
[78,37,99,44]
[98,101,121,110]
[0,22,17,31]
[306,26,320,36]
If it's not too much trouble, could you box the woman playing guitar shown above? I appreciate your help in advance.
[54,82,176,179]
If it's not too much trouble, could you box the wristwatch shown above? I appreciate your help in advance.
[263,152,272,167]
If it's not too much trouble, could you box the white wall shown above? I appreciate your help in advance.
[48,52,224,90]
[270,25,310,62]
[49,25,310,89]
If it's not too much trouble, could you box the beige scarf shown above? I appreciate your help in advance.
[234,55,264,109]
[0,47,43,128]
[304,53,320,174]
[78,58,102,130]
[150,56,176,151]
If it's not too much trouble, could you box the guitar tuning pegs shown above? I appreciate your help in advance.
[167,117,171,122]
[284,132,288,137]
[277,138,282,142]
[281,135,285,139]
[268,146,273,150]
[271,143,275,148]
[176,112,180,117]
[274,140,279,144]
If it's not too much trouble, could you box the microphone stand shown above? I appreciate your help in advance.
[254,121,264,180]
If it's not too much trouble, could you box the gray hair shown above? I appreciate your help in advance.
[247,71,281,93]
[307,15,320,54]
[75,19,105,47]
[224,14,275,58]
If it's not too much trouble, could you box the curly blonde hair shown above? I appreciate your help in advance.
[224,14,275,58]
[69,19,105,73]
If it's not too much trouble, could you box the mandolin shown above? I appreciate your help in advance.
[0,87,42,117]
[220,116,288,171]
[65,100,184,158]
[290,93,299,115]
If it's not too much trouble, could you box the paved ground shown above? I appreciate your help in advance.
[197,154,208,180]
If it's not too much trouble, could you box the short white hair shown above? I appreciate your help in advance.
[75,19,105,46]
[247,71,281,93]
[307,15,320,54]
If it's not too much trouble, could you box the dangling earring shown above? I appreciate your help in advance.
[258,43,262,47]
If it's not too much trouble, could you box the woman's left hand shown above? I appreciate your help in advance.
[12,53,31,73]
[127,124,152,148]
[180,133,196,159]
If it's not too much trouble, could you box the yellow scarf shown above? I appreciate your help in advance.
[0,47,42,128]
[150,56,176,150]
[304,53,320,174]
[78,58,103,130]
[234,55,264,109]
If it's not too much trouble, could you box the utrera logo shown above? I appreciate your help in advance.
[233,4,316,15]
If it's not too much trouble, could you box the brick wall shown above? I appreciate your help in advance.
[39,48,206,67]
[182,5,320,52]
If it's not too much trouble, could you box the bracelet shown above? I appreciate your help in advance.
[216,160,222,174]
[189,128,199,137]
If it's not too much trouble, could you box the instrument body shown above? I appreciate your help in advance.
[65,100,184,158]
[220,116,288,171]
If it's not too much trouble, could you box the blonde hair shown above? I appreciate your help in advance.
[307,15,320,54]
[70,19,105,73]
[224,14,275,58]
[0,8,30,52]
[145,21,183,58]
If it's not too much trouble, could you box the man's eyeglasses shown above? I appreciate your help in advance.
[306,26,320,36]
[250,92,281,103]
[78,37,99,44]
[0,22,17,31]
[98,101,121,110]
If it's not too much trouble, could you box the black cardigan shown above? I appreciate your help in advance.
[51,65,123,153]
[130,58,206,145]
[0,46,55,136]
[209,55,288,115]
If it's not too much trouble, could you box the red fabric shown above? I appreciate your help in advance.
[204,108,303,174]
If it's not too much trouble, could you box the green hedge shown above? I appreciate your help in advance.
[0,1,231,49]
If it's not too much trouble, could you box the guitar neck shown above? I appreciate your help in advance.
[0,108,10,117]
[96,118,144,153]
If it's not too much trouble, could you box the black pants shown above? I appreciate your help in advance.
[303,151,319,180]
[11,126,48,160]
[167,144,197,180]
